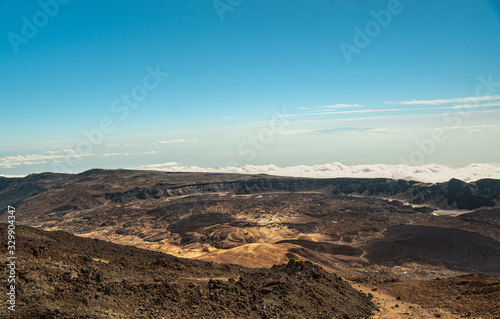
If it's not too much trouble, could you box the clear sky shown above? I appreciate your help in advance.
[1,0,500,176]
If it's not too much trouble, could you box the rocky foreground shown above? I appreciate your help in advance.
[0,224,376,318]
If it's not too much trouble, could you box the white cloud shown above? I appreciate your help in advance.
[272,127,389,136]
[279,108,409,118]
[298,104,363,112]
[317,103,363,109]
[135,162,500,183]
[101,151,158,157]
[444,124,500,131]
[136,162,182,169]
[0,150,159,169]
[385,95,500,105]
[275,103,500,122]
[0,151,91,169]
[155,139,198,145]
[438,101,500,110]
[44,149,75,155]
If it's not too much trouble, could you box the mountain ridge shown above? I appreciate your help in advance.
[1,169,500,211]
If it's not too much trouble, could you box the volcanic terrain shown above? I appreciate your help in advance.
[0,169,499,318]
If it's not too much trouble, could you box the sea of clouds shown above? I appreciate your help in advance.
[136,162,500,183]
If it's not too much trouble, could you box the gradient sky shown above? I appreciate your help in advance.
[1,0,500,176]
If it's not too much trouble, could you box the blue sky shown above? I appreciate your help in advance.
[1,0,500,176]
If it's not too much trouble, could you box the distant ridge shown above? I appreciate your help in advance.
[1,169,500,211]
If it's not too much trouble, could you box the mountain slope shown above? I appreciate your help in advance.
[0,224,376,319]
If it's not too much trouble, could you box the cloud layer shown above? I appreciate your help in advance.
[0,150,158,169]
[136,162,500,183]
[384,95,500,105]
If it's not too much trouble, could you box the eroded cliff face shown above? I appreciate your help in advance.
[102,176,500,210]
[2,170,500,222]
